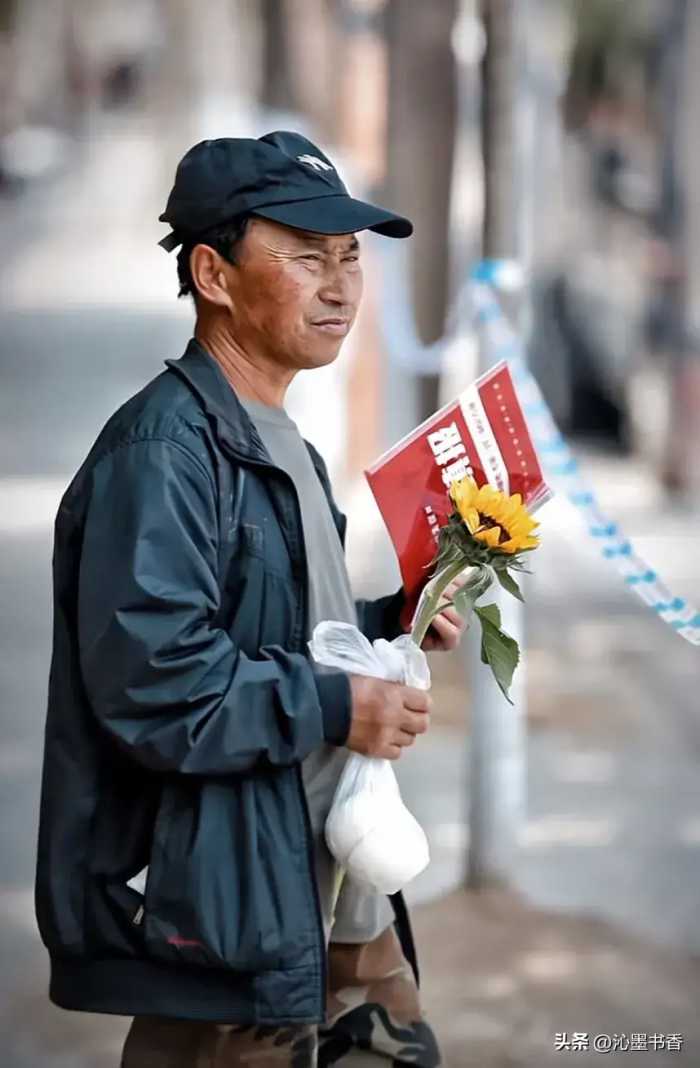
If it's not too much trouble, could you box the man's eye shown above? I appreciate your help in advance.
[344,254,360,263]
[300,253,322,263]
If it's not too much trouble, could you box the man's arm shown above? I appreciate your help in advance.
[354,588,406,643]
[77,437,350,775]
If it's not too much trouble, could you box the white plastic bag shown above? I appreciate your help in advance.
[308,621,431,895]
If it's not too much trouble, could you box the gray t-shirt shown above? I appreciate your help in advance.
[239,396,394,945]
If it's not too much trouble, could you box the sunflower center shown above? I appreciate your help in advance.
[477,513,512,544]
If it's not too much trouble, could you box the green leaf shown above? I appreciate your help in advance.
[495,567,524,603]
[474,604,520,704]
[475,601,501,627]
[507,558,532,574]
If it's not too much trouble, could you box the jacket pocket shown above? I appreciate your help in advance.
[143,774,313,972]
[220,522,296,653]
[82,764,159,958]
[220,523,265,657]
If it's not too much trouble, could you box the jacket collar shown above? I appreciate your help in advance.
[165,338,276,465]
[164,339,328,484]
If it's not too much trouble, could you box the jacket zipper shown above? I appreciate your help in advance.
[221,445,329,1021]
[274,473,329,1021]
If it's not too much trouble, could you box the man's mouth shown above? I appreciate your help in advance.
[310,317,350,336]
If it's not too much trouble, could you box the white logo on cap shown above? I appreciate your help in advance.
[297,154,334,172]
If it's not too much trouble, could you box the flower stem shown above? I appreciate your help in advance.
[330,864,345,928]
[410,560,478,647]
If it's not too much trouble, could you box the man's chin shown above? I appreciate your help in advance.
[301,339,346,370]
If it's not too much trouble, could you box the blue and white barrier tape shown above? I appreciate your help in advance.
[376,244,700,645]
[469,274,700,647]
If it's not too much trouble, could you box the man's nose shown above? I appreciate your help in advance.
[318,263,353,305]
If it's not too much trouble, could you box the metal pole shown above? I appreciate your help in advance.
[466,0,533,889]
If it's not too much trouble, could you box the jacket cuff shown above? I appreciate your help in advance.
[382,587,408,640]
[313,669,352,746]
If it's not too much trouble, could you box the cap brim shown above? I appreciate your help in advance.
[251,194,413,239]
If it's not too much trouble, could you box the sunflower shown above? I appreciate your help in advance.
[449,476,540,554]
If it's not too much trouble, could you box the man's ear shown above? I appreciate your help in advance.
[189,244,234,310]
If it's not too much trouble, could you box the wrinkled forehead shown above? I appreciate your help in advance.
[248,217,360,252]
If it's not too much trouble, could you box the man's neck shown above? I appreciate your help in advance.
[195,319,294,409]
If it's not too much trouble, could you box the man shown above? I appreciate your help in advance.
[35,131,467,1066]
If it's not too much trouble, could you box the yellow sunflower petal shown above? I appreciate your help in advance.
[473,484,493,507]
[449,476,479,521]
[510,518,535,537]
[451,481,541,555]
[478,491,506,516]
[475,526,502,549]
[463,507,480,534]
[504,533,540,553]
[498,502,519,527]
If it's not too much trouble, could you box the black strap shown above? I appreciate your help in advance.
[390,891,420,987]
[158,230,182,252]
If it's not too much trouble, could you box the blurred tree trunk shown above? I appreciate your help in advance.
[383,0,458,421]
[259,0,297,112]
[10,0,73,128]
[0,0,14,32]
[280,0,342,139]
[0,0,16,139]
[480,0,517,259]
[666,0,700,496]
[155,0,257,176]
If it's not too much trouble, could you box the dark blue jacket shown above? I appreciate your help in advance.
[35,339,416,1025]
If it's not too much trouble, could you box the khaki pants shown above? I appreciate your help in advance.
[121,925,441,1067]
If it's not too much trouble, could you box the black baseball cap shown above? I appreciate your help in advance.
[158,130,412,251]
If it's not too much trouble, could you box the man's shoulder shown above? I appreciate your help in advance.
[64,366,216,510]
[93,366,211,458]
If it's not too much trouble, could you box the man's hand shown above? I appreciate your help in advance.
[346,675,432,760]
[419,573,471,653]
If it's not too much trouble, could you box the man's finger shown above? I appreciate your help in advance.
[400,709,430,735]
[437,605,465,629]
[396,730,417,747]
[401,686,433,713]
[430,612,462,640]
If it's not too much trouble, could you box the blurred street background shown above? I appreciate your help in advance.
[1,1,700,1065]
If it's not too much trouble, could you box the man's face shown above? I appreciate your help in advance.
[222,217,363,370]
